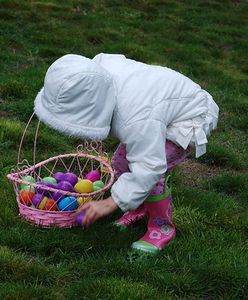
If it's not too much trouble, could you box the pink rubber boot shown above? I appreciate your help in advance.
[114,204,148,230]
[132,177,175,254]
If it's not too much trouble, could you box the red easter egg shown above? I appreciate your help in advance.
[43,198,58,211]
[20,190,35,206]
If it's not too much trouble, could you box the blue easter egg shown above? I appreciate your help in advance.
[58,196,78,211]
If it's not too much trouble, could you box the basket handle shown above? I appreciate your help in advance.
[17,112,40,172]
[77,140,107,156]
[17,114,109,172]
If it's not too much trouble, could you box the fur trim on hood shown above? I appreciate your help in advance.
[34,54,116,140]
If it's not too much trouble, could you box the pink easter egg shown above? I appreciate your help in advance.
[84,170,100,182]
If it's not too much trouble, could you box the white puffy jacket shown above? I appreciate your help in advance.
[34,53,219,211]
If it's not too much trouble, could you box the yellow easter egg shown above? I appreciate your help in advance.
[77,197,84,205]
[38,197,48,210]
[74,180,93,193]
[77,196,92,206]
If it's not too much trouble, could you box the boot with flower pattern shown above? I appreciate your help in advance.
[131,176,175,254]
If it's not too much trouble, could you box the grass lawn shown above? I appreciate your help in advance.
[0,0,248,299]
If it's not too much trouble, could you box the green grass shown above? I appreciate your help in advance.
[0,0,248,299]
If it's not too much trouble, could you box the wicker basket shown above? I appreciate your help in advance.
[7,113,115,228]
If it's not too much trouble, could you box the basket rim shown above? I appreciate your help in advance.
[7,152,115,198]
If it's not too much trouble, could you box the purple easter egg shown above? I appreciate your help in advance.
[45,182,57,188]
[35,181,47,195]
[84,170,100,182]
[75,212,85,225]
[57,181,74,192]
[52,191,65,202]
[62,172,78,186]
[32,194,43,207]
[36,181,57,195]
[53,172,65,183]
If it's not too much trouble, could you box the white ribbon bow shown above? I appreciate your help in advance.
[174,119,208,158]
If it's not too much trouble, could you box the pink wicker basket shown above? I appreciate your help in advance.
[7,113,115,228]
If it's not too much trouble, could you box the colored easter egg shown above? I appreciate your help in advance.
[75,212,85,225]
[58,196,78,211]
[93,185,102,192]
[77,197,84,205]
[20,185,35,193]
[32,193,44,207]
[93,180,104,192]
[20,190,34,206]
[74,180,93,193]
[93,180,104,188]
[84,170,100,182]
[20,175,35,189]
[36,181,57,196]
[77,196,92,206]
[43,198,58,211]
[57,181,74,192]
[43,176,57,184]
[38,197,48,210]
[52,191,65,202]
[62,172,78,186]
[53,172,65,182]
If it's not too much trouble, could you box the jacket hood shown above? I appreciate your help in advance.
[34,54,116,140]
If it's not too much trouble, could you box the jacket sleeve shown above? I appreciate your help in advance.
[110,119,167,211]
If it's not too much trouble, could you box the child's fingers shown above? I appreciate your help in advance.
[83,206,94,223]
[79,202,91,212]
[83,208,97,227]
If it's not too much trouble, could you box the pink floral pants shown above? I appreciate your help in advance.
[111,140,192,196]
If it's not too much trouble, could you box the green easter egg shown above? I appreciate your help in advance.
[93,180,104,188]
[93,185,102,192]
[20,175,35,189]
[20,185,35,193]
[43,176,57,184]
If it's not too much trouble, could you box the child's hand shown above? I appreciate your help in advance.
[74,196,118,227]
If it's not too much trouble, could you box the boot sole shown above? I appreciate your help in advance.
[112,221,129,231]
[131,233,176,255]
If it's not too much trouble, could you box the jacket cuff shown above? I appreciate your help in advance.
[111,189,129,212]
